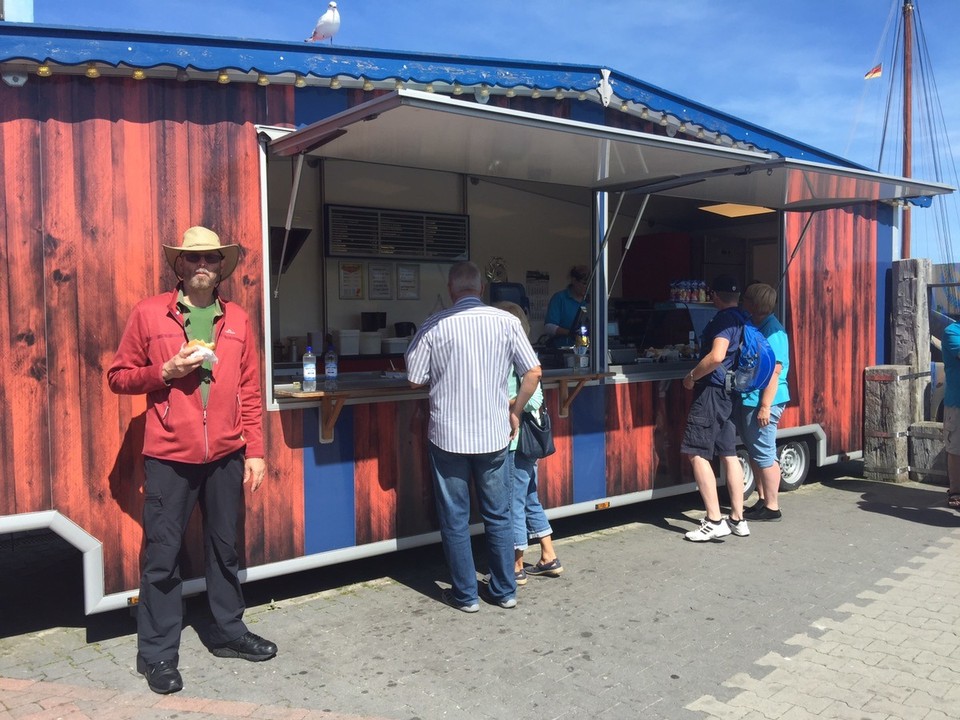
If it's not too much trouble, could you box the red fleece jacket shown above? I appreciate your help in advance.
[108,287,264,463]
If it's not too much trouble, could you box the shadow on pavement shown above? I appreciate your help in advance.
[13,460,953,644]
[821,475,960,528]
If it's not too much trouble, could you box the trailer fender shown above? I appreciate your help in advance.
[0,511,126,615]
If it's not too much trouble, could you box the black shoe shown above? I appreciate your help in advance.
[743,499,766,516]
[748,506,782,521]
[210,631,278,661]
[136,656,183,694]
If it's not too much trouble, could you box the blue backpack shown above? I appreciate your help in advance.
[727,310,776,394]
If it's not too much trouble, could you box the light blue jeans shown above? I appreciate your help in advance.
[509,451,552,550]
[428,442,516,606]
[735,400,785,468]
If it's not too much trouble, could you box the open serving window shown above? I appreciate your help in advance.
[259,89,953,407]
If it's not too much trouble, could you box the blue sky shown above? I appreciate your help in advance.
[26,0,960,262]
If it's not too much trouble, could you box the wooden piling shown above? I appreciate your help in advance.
[863,365,917,483]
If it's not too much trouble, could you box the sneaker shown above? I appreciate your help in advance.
[727,517,751,537]
[479,585,517,609]
[684,518,731,542]
[515,568,528,586]
[748,506,782,521]
[526,558,563,577]
[440,588,479,613]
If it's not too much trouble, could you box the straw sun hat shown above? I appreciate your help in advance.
[162,226,240,281]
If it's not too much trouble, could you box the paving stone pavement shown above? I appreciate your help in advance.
[2,464,960,720]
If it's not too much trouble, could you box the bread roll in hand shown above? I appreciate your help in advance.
[182,338,219,363]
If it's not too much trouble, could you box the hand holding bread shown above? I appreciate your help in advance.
[161,339,219,382]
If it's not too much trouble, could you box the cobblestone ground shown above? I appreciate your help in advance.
[2,465,959,720]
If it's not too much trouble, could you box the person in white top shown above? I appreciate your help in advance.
[406,262,542,611]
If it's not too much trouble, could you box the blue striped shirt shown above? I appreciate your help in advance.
[405,296,541,453]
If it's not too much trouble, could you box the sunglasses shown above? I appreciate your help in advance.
[181,252,223,264]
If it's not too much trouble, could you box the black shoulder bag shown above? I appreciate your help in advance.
[517,390,556,460]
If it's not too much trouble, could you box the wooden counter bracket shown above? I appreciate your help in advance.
[551,372,613,418]
[320,395,347,444]
[557,378,588,418]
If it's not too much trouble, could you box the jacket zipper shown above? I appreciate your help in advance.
[203,408,209,462]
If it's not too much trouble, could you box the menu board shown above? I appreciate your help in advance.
[368,262,393,300]
[338,261,364,299]
[397,263,420,300]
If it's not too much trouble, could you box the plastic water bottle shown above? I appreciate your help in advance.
[302,346,317,392]
[324,340,338,388]
[574,323,590,356]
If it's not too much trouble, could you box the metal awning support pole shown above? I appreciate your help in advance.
[607,194,650,297]
[581,190,624,299]
[273,153,306,299]
[779,210,816,291]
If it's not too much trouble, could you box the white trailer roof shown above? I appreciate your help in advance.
[269,89,953,211]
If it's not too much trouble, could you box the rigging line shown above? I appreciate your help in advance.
[912,6,957,264]
[876,18,903,172]
[846,0,901,160]
[916,13,956,185]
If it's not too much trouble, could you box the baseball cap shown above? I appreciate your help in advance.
[711,274,740,293]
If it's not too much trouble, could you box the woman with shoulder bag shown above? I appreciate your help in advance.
[495,302,563,584]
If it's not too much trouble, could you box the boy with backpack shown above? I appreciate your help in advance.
[737,283,790,521]
[680,275,749,541]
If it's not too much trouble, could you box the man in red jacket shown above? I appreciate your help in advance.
[108,226,275,695]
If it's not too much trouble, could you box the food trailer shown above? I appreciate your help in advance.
[0,23,952,614]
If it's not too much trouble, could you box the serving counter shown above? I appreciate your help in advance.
[270,362,705,443]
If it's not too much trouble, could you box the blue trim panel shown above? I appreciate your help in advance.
[875,203,895,364]
[570,384,607,504]
[293,87,350,128]
[303,405,356,554]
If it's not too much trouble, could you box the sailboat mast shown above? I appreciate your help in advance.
[902,0,913,258]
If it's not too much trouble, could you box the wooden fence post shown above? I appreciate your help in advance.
[909,421,947,483]
[863,365,916,483]
[890,258,931,423]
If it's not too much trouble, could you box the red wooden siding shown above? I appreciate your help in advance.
[352,389,577,546]
[530,391,574,509]
[604,380,693,495]
[354,399,437,544]
[0,78,50,518]
[782,195,878,456]
[0,76,305,596]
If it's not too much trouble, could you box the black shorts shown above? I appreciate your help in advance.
[680,384,738,458]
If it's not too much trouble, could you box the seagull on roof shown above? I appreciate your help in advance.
[307,2,341,44]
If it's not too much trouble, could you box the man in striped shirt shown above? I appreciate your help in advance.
[406,262,542,611]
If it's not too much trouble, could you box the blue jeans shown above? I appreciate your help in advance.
[509,452,552,550]
[428,442,516,605]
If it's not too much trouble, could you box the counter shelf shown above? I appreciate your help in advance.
[606,360,698,382]
[273,372,419,443]
[273,369,614,443]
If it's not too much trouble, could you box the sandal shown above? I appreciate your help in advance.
[948,492,960,509]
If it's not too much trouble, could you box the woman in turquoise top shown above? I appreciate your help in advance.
[942,320,960,509]
[495,302,563,583]
[736,283,790,522]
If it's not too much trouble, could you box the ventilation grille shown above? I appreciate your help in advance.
[326,205,470,262]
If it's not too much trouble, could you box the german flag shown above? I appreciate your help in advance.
[864,64,882,80]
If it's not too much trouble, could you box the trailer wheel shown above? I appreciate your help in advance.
[736,448,756,499]
[777,440,810,491]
